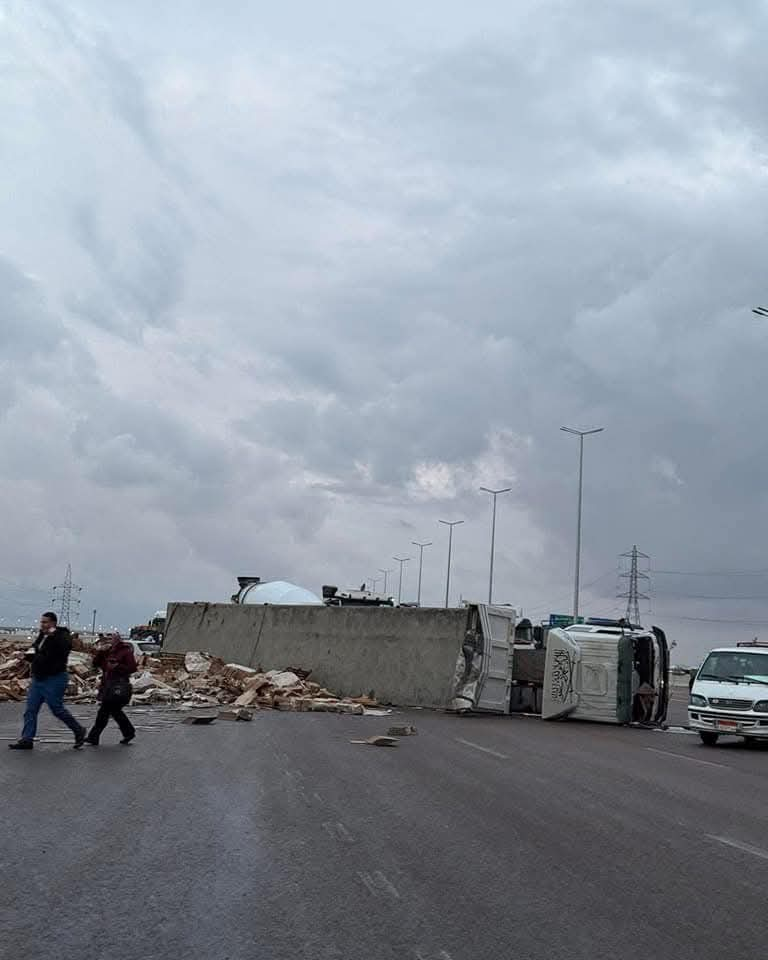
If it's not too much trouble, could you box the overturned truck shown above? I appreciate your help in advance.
[163,599,669,724]
[453,608,670,726]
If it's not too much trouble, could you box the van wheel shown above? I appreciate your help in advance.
[699,732,719,746]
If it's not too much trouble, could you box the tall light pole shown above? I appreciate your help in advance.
[393,557,410,603]
[411,540,432,607]
[378,568,393,596]
[560,426,604,618]
[479,486,511,605]
[91,609,97,635]
[439,520,464,608]
[370,577,380,594]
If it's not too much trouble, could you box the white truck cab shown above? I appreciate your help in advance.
[688,641,768,745]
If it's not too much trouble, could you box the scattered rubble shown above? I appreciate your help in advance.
[388,725,417,737]
[218,708,254,722]
[351,735,400,747]
[0,637,381,716]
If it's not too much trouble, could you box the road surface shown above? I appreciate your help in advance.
[1,696,766,960]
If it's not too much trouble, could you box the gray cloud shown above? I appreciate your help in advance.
[0,0,767,660]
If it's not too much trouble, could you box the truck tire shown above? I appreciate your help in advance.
[699,732,719,746]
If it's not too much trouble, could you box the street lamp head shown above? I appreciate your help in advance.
[411,540,432,548]
[560,426,604,437]
[753,307,768,317]
[393,556,411,563]
[480,486,512,495]
[439,519,464,526]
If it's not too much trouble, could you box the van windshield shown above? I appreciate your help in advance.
[698,651,768,685]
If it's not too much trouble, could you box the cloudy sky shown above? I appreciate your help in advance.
[2,0,768,660]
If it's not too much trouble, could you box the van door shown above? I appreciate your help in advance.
[473,604,515,713]
[651,626,670,725]
[542,628,580,720]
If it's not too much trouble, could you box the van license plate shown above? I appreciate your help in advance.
[717,719,738,729]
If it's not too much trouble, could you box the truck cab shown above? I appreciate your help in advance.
[688,641,768,745]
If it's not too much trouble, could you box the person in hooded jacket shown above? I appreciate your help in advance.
[85,633,138,746]
[9,611,87,750]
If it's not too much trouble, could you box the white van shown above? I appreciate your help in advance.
[688,642,768,745]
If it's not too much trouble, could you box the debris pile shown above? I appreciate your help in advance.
[0,637,32,701]
[0,640,378,714]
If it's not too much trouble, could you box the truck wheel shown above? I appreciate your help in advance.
[699,732,719,746]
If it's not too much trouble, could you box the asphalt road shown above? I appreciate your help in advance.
[1,695,766,960]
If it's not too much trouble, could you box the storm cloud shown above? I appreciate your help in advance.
[1,0,767,659]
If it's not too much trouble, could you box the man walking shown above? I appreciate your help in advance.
[9,611,87,750]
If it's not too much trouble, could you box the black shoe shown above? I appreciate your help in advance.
[120,735,135,745]
[9,740,33,750]
[84,737,99,747]
[73,727,87,749]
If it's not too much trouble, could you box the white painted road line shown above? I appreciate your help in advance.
[322,821,355,843]
[645,747,727,769]
[357,870,401,900]
[455,737,510,760]
[707,835,768,861]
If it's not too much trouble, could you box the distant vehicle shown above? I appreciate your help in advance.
[688,641,768,746]
[322,585,395,607]
[126,638,161,658]
[129,610,166,646]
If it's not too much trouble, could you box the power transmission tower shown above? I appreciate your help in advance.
[618,545,650,626]
[51,564,81,628]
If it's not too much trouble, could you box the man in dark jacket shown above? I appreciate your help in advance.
[85,633,138,745]
[9,611,87,750]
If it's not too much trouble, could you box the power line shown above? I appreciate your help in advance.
[654,593,768,601]
[523,569,617,616]
[653,569,768,577]
[664,614,768,625]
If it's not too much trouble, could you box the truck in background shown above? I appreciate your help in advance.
[129,610,166,646]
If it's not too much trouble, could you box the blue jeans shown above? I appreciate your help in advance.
[22,674,83,741]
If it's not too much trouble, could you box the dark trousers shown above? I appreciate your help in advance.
[88,698,136,743]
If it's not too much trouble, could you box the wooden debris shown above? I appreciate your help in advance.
[0,636,380,716]
[388,725,417,736]
[217,708,254,721]
[350,735,399,747]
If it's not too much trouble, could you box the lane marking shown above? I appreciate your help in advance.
[645,747,727,769]
[455,737,509,760]
[322,821,355,843]
[415,951,454,959]
[707,835,768,861]
[357,870,401,900]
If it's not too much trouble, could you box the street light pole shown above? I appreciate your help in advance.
[438,520,464,608]
[393,557,411,604]
[479,486,511,605]
[410,540,432,607]
[560,426,604,618]
[91,608,97,635]
[378,568,393,596]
